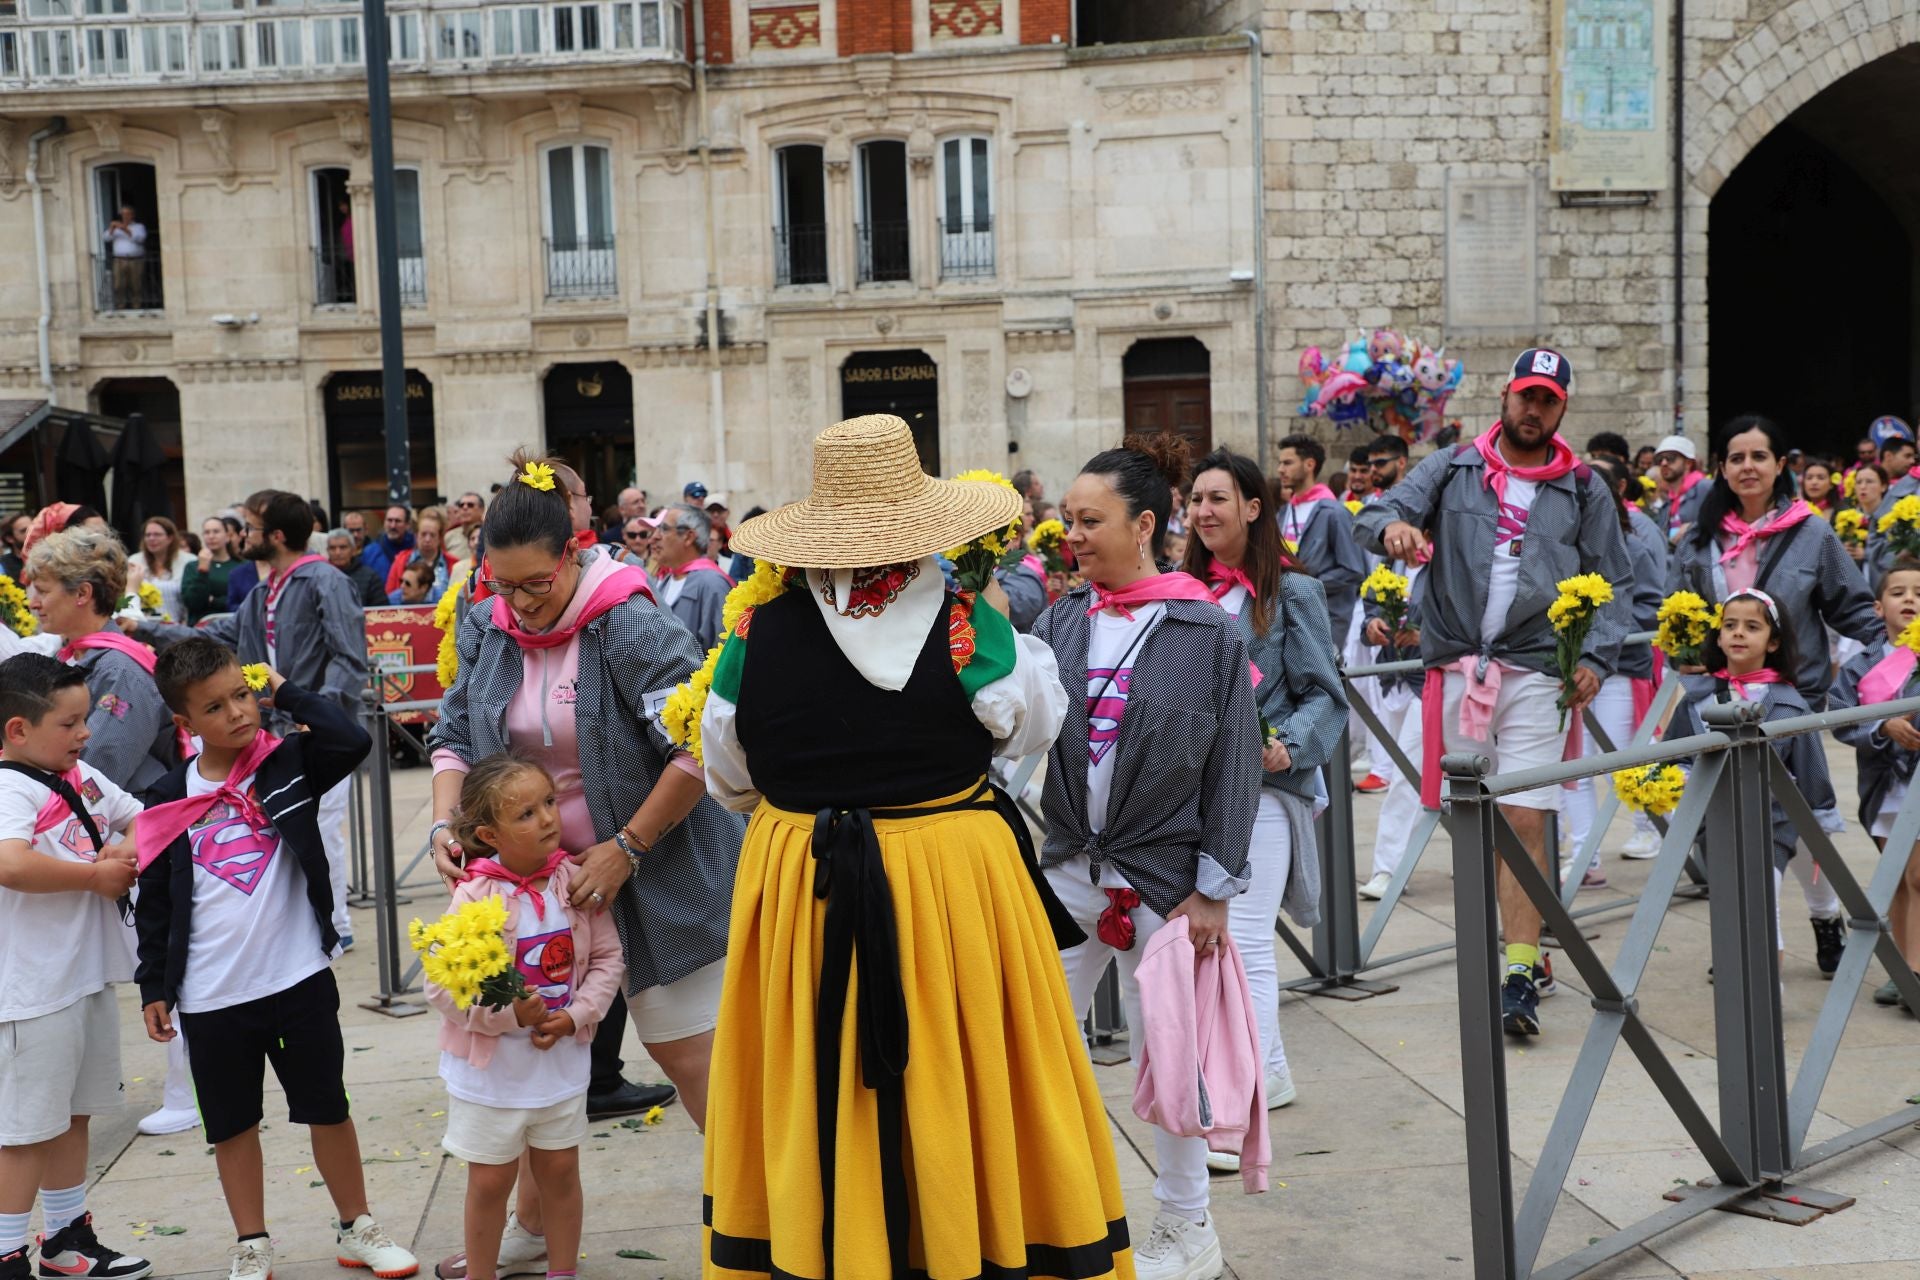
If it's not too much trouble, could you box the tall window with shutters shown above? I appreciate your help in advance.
[542,142,617,299]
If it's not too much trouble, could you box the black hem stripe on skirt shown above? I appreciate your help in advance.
[704,1197,1130,1280]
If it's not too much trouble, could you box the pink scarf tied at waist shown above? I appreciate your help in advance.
[1418,656,1586,810]
[1717,499,1813,566]
[1472,423,1577,505]
[464,847,572,921]
[134,730,284,871]
[60,629,195,764]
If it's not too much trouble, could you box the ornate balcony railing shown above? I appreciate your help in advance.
[938,216,994,280]
[544,235,618,299]
[772,222,828,287]
[92,247,164,313]
[855,220,911,285]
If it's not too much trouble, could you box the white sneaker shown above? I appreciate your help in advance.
[1265,1067,1297,1109]
[335,1215,418,1279]
[229,1238,273,1280]
[431,1213,546,1280]
[138,1105,199,1136]
[1621,831,1660,859]
[1358,871,1392,900]
[1133,1210,1223,1280]
[1203,1147,1239,1174]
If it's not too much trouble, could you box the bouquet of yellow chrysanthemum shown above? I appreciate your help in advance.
[1028,518,1067,574]
[1843,469,1857,500]
[660,558,792,765]
[942,469,1023,593]
[409,895,529,1011]
[1895,616,1920,657]
[1359,563,1411,634]
[1877,494,1920,559]
[1611,763,1686,817]
[0,575,36,639]
[1833,507,1866,548]
[1548,573,1614,729]
[1635,475,1658,510]
[122,580,170,621]
[1654,590,1720,667]
[433,571,468,690]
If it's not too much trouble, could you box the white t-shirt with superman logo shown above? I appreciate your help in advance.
[439,886,590,1109]
[0,759,140,1022]
[176,756,328,1014]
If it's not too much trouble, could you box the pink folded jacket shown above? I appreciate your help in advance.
[1130,916,1271,1194]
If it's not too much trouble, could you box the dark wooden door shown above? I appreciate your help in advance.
[1122,377,1212,453]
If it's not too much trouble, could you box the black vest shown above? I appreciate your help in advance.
[736,589,989,812]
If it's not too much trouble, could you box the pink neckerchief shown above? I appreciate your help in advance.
[1086,570,1218,621]
[264,554,326,653]
[1717,499,1813,566]
[1857,642,1919,706]
[1472,423,1577,505]
[60,628,194,762]
[490,563,655,651]
[662,557,735,585]
[32,766,92,837]
[464,847,571,921]
[134,731,285,871]
[1206,560,1257,601]
[1289,484,1337,507]
[1714,666,1784,702]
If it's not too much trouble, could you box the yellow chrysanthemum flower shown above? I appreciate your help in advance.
[1028,519,1065,552]
[663,562,793,764]
[1359,564,1409,604]
[1877,494,1920,534]
[519,461,557,491]
[241,664,270,692]
[1612,763,1687,817]
[1897,616,1920,657]
[138,581,164,616]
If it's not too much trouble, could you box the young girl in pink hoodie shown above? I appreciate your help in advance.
[428,756,625,1280]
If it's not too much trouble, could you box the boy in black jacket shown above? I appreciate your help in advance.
[134,638,418,1280]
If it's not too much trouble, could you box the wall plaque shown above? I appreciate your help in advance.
[1443,176,1538,333]
[1550,0,1670,191]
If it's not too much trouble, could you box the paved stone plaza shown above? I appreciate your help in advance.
[76,753,1920,1280]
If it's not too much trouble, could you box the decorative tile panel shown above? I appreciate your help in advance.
[749,2,822,50]
[930,0,1002,41]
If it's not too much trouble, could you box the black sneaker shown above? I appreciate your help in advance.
[37,1215,151,1280]
[1532,954,1558,1000]
[4,1246,31,1280]
[1502,972,1541,1037]
[1810,916,1844,977]
[585,1078,677,1121]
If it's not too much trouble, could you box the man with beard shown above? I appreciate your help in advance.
[1357,349,1633,1039]
[1652,434,1706,544]
[132,490,370,948]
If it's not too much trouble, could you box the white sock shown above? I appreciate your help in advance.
[39,1184,85,1235]
[1,1209,30,1254]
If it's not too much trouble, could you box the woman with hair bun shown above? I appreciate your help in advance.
[1035,432,1264,1280]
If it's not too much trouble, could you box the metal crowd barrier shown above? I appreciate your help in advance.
[1283,630,1701,999]
[351,664,442,1018]
[1443,696,1920,1279]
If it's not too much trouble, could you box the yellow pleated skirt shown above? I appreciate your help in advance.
[702,786,1134,1280]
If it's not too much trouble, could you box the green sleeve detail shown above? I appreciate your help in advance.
[711,626,747,703]
[958,594,1018,700]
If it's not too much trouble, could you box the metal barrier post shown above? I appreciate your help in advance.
[1699,700,1786,1182]
[1442,749,1519,1280]
[345,759,376,908]
[358,690,425,1017]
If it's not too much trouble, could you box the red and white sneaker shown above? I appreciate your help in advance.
[1354,773,1389,794]
[335,1217,417,1279]
[36,1215,152,1280]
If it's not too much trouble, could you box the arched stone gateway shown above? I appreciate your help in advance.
[1691,10,1920,452]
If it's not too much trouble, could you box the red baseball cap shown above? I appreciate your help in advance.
[1508,347,1573,400]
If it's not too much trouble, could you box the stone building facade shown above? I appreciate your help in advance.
[2,0,1913,522]
[0,0,1260,521]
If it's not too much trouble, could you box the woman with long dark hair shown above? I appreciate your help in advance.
[1669,414,1879,703]
[1181,448,1344,1137]
[1036,433,1264,1279]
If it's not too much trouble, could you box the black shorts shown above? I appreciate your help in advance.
[179,967,350,1144]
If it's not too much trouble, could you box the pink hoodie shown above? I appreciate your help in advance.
[427,858,626,1071]
[1131,916,1271,1193]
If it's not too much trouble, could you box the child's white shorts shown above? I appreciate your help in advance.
[0,987,123,1146]
[442,1092,587,1166]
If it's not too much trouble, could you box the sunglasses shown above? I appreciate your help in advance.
[624,530,649,541]
[455,499,480,509]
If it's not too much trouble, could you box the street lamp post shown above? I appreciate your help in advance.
[360,0,412,509]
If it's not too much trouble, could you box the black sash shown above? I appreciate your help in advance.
[805,778,1083,1279]
[0,760,124,921]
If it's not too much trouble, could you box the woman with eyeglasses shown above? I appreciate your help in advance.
[426,451,744,1280]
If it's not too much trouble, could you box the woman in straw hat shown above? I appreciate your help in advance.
[1035,434,1264,1280]
[698,415,1133,1280]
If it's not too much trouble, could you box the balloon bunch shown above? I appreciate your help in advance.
[1296,329,1462,440]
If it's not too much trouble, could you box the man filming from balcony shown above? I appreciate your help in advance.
[104,204,148,310]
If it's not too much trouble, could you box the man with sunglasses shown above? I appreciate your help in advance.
[615,515,660,573]
[443,492,485,566]
[600,487,648,550]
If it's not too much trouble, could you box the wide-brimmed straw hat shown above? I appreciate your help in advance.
[730,415,1021,570]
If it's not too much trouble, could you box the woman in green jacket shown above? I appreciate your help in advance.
[179,514,241,623]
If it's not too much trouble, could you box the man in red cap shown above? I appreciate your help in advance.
[1356,347,1633,1040]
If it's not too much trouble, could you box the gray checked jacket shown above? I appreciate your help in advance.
[140,559,368,736]
[72,639,178,798]
[1282,498,1365,641]
[1033,590,1259,921]
[1828,641,1920,832]
[1237,574,1349,802]
[1354,442,1634,680]
[428,587,745,994]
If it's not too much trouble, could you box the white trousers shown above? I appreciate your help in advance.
[319,774,352,940]
[1369,696,1424,880]
[1048,856,1212,1220]
[1226,790,1293,1077]
[1562,676,1654,855]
